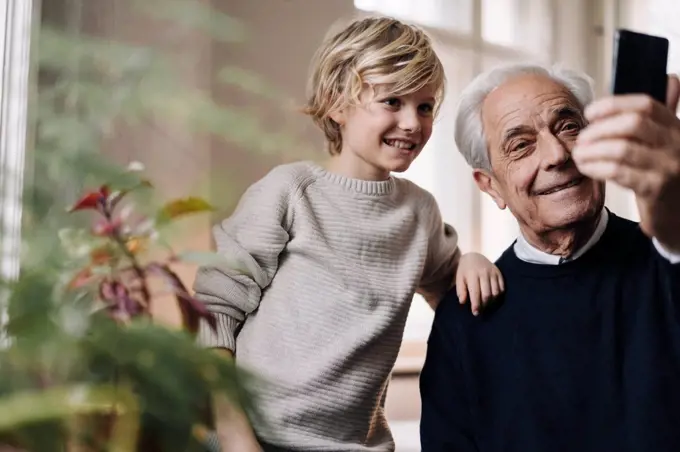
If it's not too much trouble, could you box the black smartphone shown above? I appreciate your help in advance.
[611,29,669,104]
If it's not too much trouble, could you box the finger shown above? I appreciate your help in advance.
[479,274,492,306]
[490,275,500,298]
[457,281,467,304]
[585,94,675,126]
[572,139,660,171]
[575,160,663,198]
[667,74,680,113]
[496,272,505,292]
[577,112,666,147]
[466,277,481,315]
[456,271,467,304]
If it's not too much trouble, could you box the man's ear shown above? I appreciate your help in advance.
[473,169,507,210]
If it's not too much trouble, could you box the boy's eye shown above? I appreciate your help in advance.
[382,98,401,108]
[419,104,434,115]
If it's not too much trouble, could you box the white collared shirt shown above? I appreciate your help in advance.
[514,209,680,265]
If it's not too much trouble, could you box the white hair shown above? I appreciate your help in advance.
[454,63,595,170]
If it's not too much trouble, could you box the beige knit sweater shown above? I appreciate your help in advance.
[195,161,459,451]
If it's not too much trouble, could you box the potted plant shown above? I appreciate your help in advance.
[0,1,312,448]
[0,163,261,451]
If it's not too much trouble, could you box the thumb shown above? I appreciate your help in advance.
[666,74,680,114]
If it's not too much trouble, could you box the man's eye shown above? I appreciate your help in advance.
[513,141,530,152]
[561,121,581,133]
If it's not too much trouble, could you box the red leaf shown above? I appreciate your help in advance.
[90,246,115,265]
[69,185,110,212]
[68,267,94,289]
[69,192,103,212]
[100,279,144,321]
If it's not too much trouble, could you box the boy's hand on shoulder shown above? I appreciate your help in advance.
[455,252,504,316]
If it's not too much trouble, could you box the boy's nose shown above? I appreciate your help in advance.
[398,109,421,132]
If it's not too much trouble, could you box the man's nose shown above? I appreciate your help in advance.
[539,133,571,170]
[398,107,421,133]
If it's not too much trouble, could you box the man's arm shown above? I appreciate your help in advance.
[420,297,479,452]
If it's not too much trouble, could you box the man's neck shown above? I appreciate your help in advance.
[520,211,603,259]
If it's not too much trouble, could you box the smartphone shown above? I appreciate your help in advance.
[611,29,669,104]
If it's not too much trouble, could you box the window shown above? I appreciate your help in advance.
[482,0,552,55]
[0,0,33,343]
[622,0,680,73]
[355,0,473,33]
[355,0,594,346]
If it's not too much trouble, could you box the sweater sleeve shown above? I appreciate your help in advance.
[420,296,478,452]
[417,193,460,301]
[194,166,301,351]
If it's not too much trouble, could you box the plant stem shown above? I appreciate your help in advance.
[101,202,152,313]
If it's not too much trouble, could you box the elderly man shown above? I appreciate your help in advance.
[420,63,680,452]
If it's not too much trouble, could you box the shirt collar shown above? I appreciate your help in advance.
[513,209,609,265]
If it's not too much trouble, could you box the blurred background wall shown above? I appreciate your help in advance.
[3,0,680,450]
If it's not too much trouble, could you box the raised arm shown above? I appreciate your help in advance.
[574,75,680,255]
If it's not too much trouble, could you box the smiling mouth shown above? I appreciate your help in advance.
[383,138,417,151]
[536,177,584,195]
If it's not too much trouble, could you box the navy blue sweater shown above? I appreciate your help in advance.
[420,213,680,452]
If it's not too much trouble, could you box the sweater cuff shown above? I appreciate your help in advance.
[197,313,241,352]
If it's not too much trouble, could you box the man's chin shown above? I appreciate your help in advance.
[537,181,603,224]
[540,198,603,230]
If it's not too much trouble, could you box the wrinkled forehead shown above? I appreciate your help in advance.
[481,74,582,139]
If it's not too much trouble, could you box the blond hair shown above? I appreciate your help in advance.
[303,16,446,155]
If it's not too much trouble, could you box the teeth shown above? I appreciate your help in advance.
[384,139,416,150]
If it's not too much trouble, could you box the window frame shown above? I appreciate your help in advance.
[0,0,36,343]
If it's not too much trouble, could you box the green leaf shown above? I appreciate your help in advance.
[156,197,214,223]
[0,384,140,452]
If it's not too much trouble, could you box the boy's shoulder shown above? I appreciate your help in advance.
[254,161,318,194]
[264,160,317,182]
